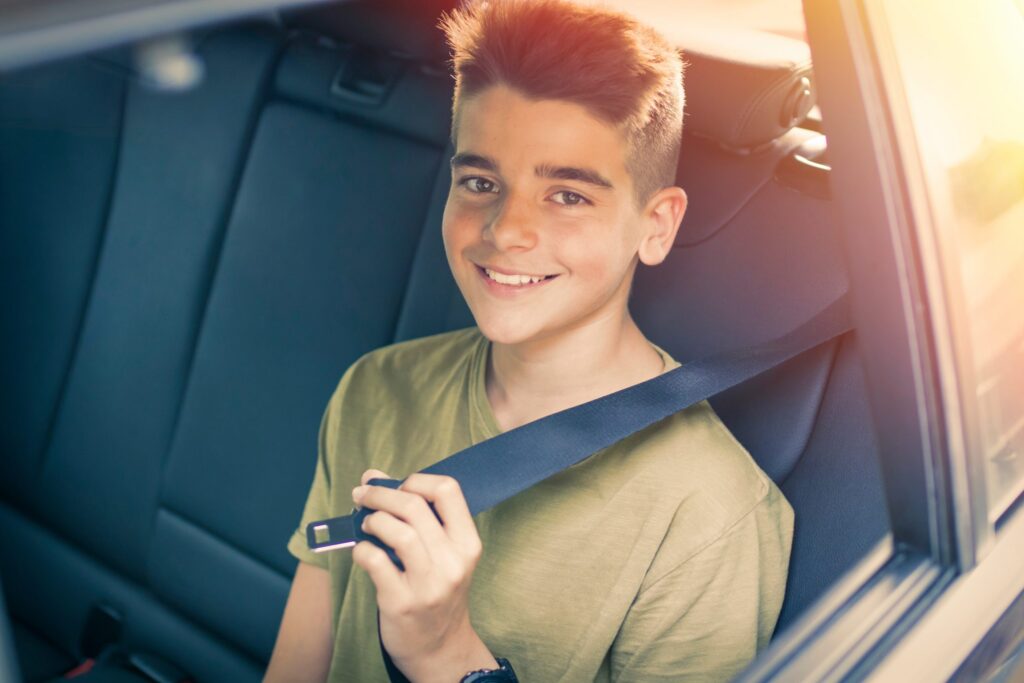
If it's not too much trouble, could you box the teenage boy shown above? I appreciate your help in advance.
[266,1,794,681]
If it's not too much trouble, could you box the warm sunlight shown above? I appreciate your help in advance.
[882,0,1024,520]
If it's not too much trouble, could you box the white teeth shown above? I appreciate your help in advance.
[485,268,549,286]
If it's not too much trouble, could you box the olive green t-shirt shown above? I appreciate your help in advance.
[287,327,794,682]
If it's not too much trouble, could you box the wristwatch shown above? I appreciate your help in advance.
[459,657,518,682]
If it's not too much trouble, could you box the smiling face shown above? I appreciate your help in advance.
[443,85,658,347]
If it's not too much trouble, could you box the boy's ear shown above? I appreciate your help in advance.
[637,186,687,267]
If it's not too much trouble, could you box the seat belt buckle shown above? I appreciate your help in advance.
[308,478,441,571]
[306,513,359,552]
[306,478,404,556]
[307,510,406,570]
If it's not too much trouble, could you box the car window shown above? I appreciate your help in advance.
[879,0,1024,525]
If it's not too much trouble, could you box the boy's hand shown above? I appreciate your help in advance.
[352,469,499,683]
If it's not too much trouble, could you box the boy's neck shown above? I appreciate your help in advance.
[484,313,666,432]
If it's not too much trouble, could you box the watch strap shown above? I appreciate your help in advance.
[460,657,518,682]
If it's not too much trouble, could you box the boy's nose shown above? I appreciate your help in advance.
[483,196,538,251]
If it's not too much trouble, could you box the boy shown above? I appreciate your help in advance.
[266,1,793,681]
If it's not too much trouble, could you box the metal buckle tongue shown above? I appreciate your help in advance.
[306,513,359,552]
[306,478,414,570]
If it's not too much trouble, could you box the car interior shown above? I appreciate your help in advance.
[0,0,894,680]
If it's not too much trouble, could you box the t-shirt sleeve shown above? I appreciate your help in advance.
[609,483,794,682]
[286,376,344,570]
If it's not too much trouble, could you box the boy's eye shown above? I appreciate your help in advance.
[551,190,589,206]
[462,177,499,194]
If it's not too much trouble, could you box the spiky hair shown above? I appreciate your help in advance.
[440,0,685,203]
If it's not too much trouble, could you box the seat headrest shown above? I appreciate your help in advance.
[680,26,815,150]
[284,0,457,62]
[286,1,814,147]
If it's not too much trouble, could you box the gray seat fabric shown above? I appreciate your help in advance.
[1,16,453,681]
[0,4,889,680]
[0,53,125,510]
[2,23,296,681]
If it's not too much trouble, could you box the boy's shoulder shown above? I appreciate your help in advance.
[641,401,776,511]
[609,401,792,576]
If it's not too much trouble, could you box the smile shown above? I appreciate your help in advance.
[475,265,559,292]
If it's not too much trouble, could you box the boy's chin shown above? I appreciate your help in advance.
[473,314,548,346]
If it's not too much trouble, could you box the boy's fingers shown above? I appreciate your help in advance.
[399,474,480,557]
[360,510,432,573]
[356,485,450,557]
[352,540,410,604]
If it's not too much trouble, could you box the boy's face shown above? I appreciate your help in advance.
[443,85,671,347]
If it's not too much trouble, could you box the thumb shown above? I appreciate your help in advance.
[360,468,392,486]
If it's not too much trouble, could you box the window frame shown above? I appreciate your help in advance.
[745,0,999,679]
[743,0,1024,680]
[864,0,1024,535]
[841,0,1024,677]
[859,0,1017,566]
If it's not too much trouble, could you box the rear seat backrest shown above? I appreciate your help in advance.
[32,25,285,582]
[151,29,452,660]
[1,7,457,679]
[0,55,124,509]
[2,24,291,681]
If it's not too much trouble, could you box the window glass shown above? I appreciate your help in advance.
[882,0,1024,522]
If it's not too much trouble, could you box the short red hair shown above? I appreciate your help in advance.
[440,0,685,203]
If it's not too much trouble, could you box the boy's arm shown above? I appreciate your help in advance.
[264,561,334,683]
[609,485,793,682]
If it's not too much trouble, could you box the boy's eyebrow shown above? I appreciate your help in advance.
[535,163,613,190]
[450,152,497,171]
[451,153,614,190]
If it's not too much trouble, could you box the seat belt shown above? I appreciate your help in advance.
[306,290,851,681]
